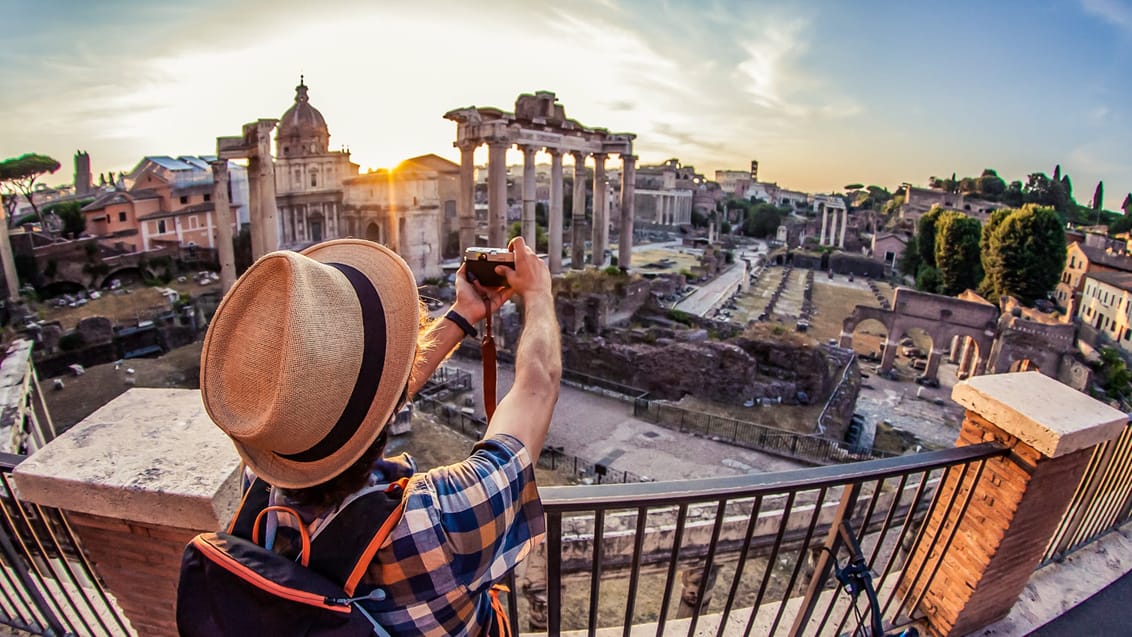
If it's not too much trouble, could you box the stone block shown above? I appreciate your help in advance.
[951,372,1127,458]
[13,387,242,529]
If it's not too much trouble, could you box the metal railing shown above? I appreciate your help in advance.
[1043,420,1132,564]
[522,442,1008,636]
[633,398,893,465]
[0,454,132,636]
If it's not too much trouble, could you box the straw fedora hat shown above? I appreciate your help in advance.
[200,239,419,489]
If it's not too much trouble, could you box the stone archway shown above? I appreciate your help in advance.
[365,222,382,243]
[841,288,998,381]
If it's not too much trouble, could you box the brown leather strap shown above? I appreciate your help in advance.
[481,296,497,423]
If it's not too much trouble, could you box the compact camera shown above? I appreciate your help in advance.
[464,247,515,287]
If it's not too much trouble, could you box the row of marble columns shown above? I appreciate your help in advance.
[278,203,340,245]
[818,205,847,248]
[457,142,636,273]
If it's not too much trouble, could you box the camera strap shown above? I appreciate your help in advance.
[481,296,497,422]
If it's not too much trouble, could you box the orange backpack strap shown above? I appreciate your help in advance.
[488,584,513,637]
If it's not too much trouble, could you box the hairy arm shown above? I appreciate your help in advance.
[407,264,512,399]
[484,238,561,463]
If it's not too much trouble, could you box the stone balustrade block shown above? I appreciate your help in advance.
[13,387,242,530]
[951,371,1127,458]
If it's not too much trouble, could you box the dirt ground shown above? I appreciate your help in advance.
[33,279,222,331]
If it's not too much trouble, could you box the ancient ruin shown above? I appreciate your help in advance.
[840,287,1085,388]
[445,91,636,272]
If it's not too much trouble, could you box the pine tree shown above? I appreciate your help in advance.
[1053,164,1062,182]
[1122,193,1132,216]
[1093,181,1104,211]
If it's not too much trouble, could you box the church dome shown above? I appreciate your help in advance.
[277,77,330,157]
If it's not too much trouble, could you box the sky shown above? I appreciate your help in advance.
[2,0,1131,207]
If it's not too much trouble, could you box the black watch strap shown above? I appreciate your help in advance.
[444,310,477,339]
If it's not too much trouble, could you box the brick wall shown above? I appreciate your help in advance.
[901,412,1093,637]
[66,511,198,637]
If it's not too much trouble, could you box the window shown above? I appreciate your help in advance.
[180,195,188,205]
[118,211,127,222]
[158,219,167,234]
[204,193,211,202]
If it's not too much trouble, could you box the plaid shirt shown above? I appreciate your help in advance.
[273,434,544,635]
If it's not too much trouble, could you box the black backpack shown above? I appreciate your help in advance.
[176,477,406,637]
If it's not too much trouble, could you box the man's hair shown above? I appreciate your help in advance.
[280,428,389,509]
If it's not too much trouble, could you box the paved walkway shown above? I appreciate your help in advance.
[1028,571,1132,636]
[674,262,747,317]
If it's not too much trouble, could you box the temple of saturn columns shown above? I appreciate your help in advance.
[814,195,848,249]
[444,91,636,273]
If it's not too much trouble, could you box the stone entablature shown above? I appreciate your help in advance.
[446,91,636,273]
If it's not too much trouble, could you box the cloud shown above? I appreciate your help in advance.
[1080,0,1132,33]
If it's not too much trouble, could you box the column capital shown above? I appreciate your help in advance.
[544,147,563,157]
[592,151,608,160]
[455,139,480,152]
[485,137,511,149]
[517,144,539,155]
[570,150,588,162]
[620,153,638,162]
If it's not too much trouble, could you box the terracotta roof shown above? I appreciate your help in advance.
[81,188,161,211]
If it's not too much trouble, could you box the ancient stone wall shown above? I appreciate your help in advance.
[561,329,831,405]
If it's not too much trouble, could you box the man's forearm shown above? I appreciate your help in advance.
[514,294,562,391]
[407,313,467,398]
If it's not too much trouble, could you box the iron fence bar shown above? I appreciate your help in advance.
[546,511,563,636]
[1045,435,1116,562]
[686,498,729,636]
[1070,452,1126,549]
[504,571,519,636]
[0,515,62,636]
[621,508,649,637]
[903,458,988,621]
[26,503,115,637]
[586,509,606,637]
[789,483,861,637]
[768,486,828,635]
[0,529,45,633]
[654,503,689,637]
[830,474,914,636]
[876,468,937,622]
[51,508,131,636]
[742,491,797,637]
[715,495,763,637]
[0,481,102,637]
[541,443,1005,512]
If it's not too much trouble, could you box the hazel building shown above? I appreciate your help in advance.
[81,156,249,254]
[1076,270,1132,353]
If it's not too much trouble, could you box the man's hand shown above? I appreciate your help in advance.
[452,263,512,324]
[500,236,551,301]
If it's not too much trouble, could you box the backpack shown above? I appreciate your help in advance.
[176,477,406,637]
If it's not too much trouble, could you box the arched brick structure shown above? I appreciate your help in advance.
[840,288,998,381]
